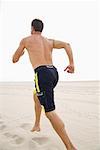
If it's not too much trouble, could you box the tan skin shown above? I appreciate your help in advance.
[12,30,74,73]
[12,27,77,150]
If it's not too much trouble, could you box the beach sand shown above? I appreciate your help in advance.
[0,81,99,150]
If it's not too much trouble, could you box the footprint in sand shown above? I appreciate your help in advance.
[0,120,7,131]
[20,123,31,130]
[32,137,49,145]
[3,132,12,138]
[11,134,24,144]
[3,132,25,145]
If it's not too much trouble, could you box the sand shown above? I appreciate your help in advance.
[0,81,99,150]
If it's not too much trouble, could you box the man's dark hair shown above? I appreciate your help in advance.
[31,19,44,32]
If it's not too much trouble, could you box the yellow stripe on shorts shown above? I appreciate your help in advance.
[35,72,40,93]
[33,88,36,94]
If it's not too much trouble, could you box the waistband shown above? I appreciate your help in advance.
[34,65,56,73]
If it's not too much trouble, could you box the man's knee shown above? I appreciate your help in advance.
[45,111,65,128]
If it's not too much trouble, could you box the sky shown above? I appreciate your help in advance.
[0,0,99,81]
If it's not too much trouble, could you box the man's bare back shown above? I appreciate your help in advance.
[23,34,53,69]
[12,33,74,73]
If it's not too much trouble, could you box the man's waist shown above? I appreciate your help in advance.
[34,64,56,73]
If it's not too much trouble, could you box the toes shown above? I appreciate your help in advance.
[31,127,40,132]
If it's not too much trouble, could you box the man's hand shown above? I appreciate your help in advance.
[64,64,74,73]
[52,40,75,73]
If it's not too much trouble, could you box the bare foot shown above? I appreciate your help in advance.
[67,145,77,150]
[31,125,40,132]
[67,147,77,150]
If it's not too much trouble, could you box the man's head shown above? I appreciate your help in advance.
[31,19,44,34]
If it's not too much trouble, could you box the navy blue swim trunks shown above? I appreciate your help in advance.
[34,65,59,112]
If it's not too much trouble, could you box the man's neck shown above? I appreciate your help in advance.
[33,31,41,35]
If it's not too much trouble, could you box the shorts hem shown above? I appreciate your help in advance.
[45,107,55,113]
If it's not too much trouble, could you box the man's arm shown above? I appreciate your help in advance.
[12,39,25,63]
[52,40,74,73]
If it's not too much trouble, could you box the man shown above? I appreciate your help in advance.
[12,19,77,150]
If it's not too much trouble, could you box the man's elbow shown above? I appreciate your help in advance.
[12,59,17,63]
[64,43,71,49]
[12,57,19,63]
[66,43,71,47]
[67,43,70,46]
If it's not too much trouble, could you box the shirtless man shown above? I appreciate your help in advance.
[12,19,77,150]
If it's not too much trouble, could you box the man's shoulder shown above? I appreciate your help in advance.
[43,37,54,44]
[23,35,31,40]
[44,37,53,41]
[21,35,32,43]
